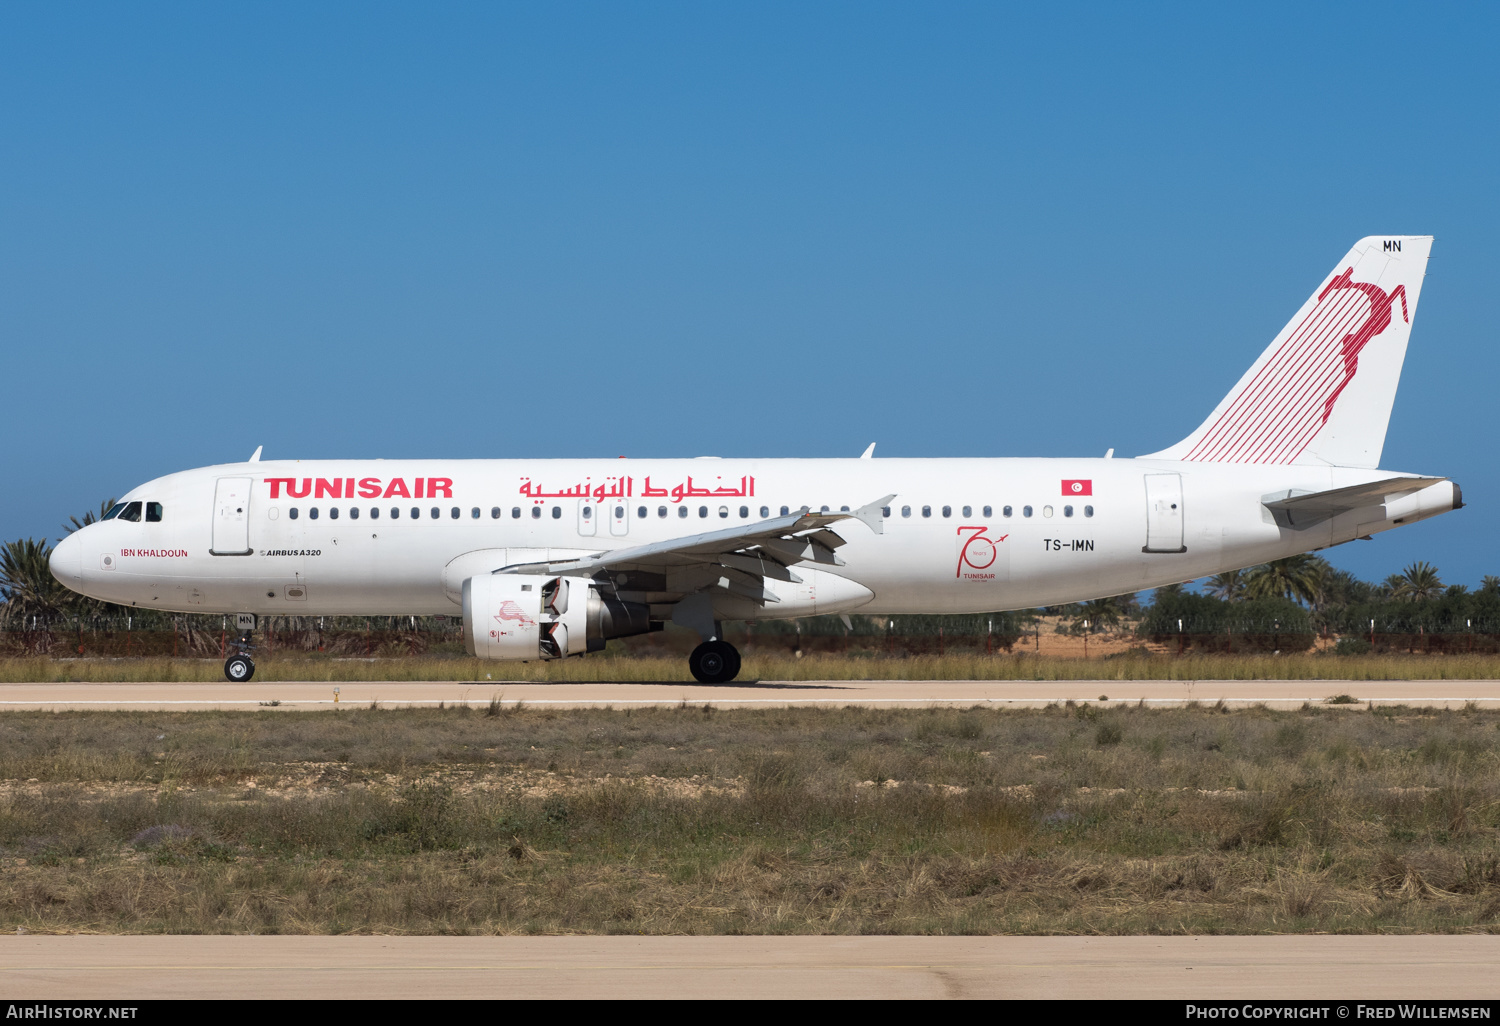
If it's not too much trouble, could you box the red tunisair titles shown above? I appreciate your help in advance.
[263,477,454,500]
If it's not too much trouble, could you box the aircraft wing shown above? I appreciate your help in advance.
[1261,477,1446,529]
[495,495,895,605]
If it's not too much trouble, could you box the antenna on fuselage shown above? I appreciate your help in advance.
[248,446,263,463]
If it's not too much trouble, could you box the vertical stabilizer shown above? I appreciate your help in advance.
[1144,236,1432,468]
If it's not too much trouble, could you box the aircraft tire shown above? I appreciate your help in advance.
[689,640,739,684]
[224,655,255,683]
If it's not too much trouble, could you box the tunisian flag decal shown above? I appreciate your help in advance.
[1062,479,1092,496]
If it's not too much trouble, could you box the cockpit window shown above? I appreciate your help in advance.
[102,503,126,521]
[116,501,142,523]
[145,502,163,523]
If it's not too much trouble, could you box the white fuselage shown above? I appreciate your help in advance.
[50,457,1456,619]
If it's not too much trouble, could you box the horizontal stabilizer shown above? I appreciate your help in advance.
[1261,476,1446,529]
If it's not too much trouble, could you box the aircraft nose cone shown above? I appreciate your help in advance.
[50,532,82,587]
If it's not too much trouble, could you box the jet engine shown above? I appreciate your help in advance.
[462,574,653,660]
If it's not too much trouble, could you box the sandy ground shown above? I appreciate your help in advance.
[0,679,1498,710]
[1,935,1497,999]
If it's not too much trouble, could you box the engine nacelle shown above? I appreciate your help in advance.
[462,574,653,660]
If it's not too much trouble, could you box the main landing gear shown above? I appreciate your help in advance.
[224,621,256,682]
[689,639,741,684]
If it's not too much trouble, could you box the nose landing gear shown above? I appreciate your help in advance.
[224,652,255,682]
[223,618,256,682]
[689,639,741,684]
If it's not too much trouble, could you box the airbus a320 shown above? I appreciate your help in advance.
[49,236,1459,683]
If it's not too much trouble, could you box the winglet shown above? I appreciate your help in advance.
[859,443,876,459]
[248,446,263,463]
[852,494,896,535]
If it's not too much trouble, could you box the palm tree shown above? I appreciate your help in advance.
[1070,595,1130,633]
[1392,561,1443,602]
[1152,582,1186,602]
[1206,569,1248,602]
[1319,567,1377,610]
[1482,575,1500,594]
[1245,554,1327,606]
[64,498,117,535]
[0,539,73,623]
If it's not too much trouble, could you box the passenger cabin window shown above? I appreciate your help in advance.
[678,506,688,518]
[760,506,769,518]
[348,507,359,520]
[921,505,932,518]
[491,507,501,519]
[451,507,460,519]
[1003,505,1013,518]
[430,507,440,519]
[1043,505,1054,518]
[370,507,379,519]
[330,507,340,520]
[657,506,668,518]
[739,506,748,518]
[471,507,480,519]
[941,505,952,518]
[310,508,320,520]
[1063,505,1073,517]
[983,505,992,517]
[1084,505,1094,518]
[637,506,647,518]
[780,506,790,516]
[511,507,521,518]
[961,505,971,518]
[390,507,400,519]
[1022,505,1032,518]
[719,506,730,518]
[289,508,299,520]
[551,506,561,519]
[410,507,420,519]
[901,505,911,518]
[531,507,541,519]
[881,506,891,518]
[145,502,163,523]
[116,501,142,523]
[582,506,593,520]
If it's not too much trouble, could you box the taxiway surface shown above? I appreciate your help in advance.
[3,935,1497,999]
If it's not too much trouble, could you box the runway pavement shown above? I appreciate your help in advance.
[2,935,1497,999]
[0,678,1498,710]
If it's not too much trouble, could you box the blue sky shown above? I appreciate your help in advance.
[3,2,1497,587]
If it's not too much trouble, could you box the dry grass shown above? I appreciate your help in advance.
[10,650,1500,683]
[1,703,1498,935]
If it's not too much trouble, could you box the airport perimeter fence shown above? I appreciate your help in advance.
[0,612,1032,659]
[7,608,1500,659]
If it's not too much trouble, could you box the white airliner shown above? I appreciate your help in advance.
[50,236,1459,684]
